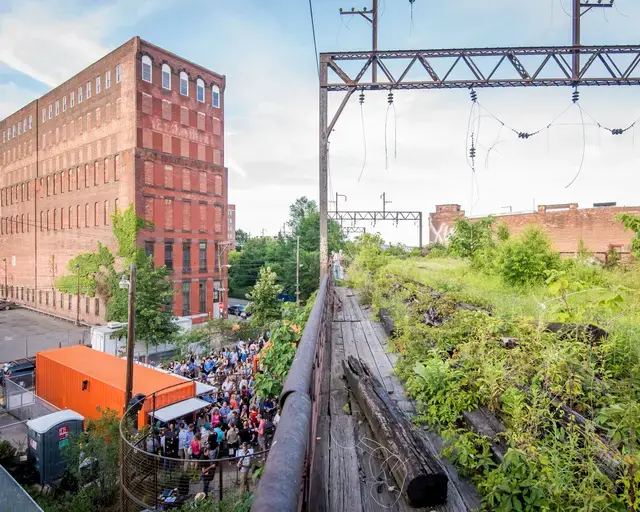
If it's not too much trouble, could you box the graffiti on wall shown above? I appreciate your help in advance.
[429,218,455,244]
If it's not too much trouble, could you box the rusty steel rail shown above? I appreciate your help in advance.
[253,275,332,512]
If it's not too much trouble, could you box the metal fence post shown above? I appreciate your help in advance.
[219,456,224,502]
[25,337,28,359]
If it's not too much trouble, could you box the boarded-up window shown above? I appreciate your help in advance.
[197,112,205,131]
[214,205,223,234]
[105,103,112,123]
[199,172,207,192]
[199,203,206,229]
[213,149,222,166]
[96,108,101,128]
[116,98,122,119]
[180,107,189,126]
[144,161,154,185]
[164,165,173,188]
[162,100,172,121]
[145,197,154,222]
[181,139,189,158]
[142,93,153,115]
[183,169,191,190]
[164,199,174,229]
[143,129,153,148]
[214,174,222,196]
[183,201,190,231]
[114,155,120,181]
[212,117,221,136]
[163,134,172,153]
[197,144,205,161]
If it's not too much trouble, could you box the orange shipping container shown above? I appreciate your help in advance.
[36,346,195,428]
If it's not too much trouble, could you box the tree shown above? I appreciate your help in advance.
[288,196,318,233]
[617,213,640,258]
[235,229,250,250]
[107,254,178,351]
[246,266,283,327]
[56,243,115,300]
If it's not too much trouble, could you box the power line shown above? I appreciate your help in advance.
[308,0,320,78]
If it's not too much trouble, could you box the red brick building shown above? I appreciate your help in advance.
[0,37,228,324]
[429,203,640,257]
[227,204,236,251]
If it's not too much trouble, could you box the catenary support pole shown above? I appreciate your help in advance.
[125,263,136,406]
[319,59,329,282]
[419,212,423,248]
[572,0,581,81]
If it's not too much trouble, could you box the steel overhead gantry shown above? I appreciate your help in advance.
[329,210,423,246]
[318,0,640,279]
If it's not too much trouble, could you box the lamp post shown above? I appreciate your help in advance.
[120,266,136,406]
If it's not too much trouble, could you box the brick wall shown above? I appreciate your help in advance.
[0,37,229,324]
[429,203,640,254]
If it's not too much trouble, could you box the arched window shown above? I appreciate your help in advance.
[162,64,171,90]
[212,85,220,108]
[196,78,205,102]
[142,55,152,83]
[180,71,189,96]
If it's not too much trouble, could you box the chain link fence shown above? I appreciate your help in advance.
[0,329,90,365]
[120,386,272,511]
[0,465,43,512]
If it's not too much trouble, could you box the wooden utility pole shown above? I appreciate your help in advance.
[124,263,136,406]
[296,236,300,305]
[75,263,80,326]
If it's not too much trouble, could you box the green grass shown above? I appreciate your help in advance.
[351,256,640,511]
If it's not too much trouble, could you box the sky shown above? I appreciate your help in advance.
[1,0,640,245]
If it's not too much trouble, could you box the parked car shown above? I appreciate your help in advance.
[1,359,36,386]
[228,304,251,319]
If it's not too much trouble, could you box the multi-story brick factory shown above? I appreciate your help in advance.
[0,36,228,325]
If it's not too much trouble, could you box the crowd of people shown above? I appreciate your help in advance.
[144,337,280,496]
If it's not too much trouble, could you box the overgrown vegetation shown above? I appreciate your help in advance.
[348,228,640,511]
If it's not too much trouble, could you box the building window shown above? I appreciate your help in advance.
[213,280,221,303]
[214,244,220,271]
[39,291,42,304]
[68,206,72,228]
[142,55,152,83]
[114,154,120,181]
[145,241,154,259]
[165,242,174,271]
[96,75,101,94]
[84,164,88,187]
[116,64,122,83]
[85,204,89,227]
[94,202,98,226]
[70,91,75,107]
[86,296,90,314]
[63,96,67,112]
[60,293,63,308]
[162,63,171,90]
[78,87,83,103]
[199,281,206,313]
[106,70,111,89]
[180,71,189,96]
[199,242,207,271]
[55,100,60,116]
[212,85,220,108]
[48,105,53,119]
[46,292,49,306]
[52,291,56,308]
[183,242,191,272]
[182,281,191,316]
[86,81,91,99]
[18,122,22,135]
[95,298,100,316]
[68,294,72,310]
[196,78,205,102]
[94,161,98,185]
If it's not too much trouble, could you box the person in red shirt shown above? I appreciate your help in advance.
[249,405,259,428]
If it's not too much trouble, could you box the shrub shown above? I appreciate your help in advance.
[425,242,449,259]
[496,228,559,286]
[448,217,495,259]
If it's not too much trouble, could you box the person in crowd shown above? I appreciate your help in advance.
[237,442,252,493]
[201,447,217,494]
[256,414,267,451]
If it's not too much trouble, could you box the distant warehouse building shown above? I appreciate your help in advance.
[0,37,229,324]
[429,202,640,258]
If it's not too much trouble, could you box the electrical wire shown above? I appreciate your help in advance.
[384,99,397,170]
[308,0,320,79]
[614,1,631,17]
[564,102,587,188]
[357,100,368,182]
[559,0,572,17]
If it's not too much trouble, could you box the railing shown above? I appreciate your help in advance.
[252,274,333,512]
[119,382,272,511]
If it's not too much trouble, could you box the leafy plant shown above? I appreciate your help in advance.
[496,227,559,286]
[247,266,284,327]
[448,217,495,259]
[617,213,640,258]
[441,428,496,479]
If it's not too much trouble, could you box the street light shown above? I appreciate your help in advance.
[119,275,130,289]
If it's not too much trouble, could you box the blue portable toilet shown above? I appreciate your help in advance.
[27,410,84,485]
